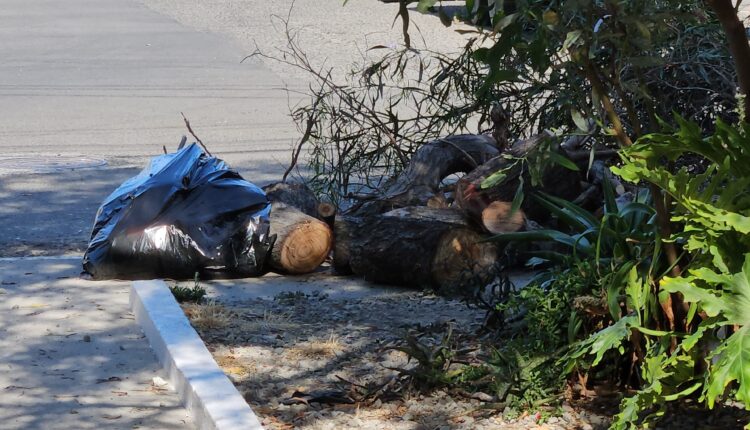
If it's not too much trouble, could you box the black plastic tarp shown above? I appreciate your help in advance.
[82,143,272,280]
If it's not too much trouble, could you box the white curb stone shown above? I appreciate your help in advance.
[130,280,264,430]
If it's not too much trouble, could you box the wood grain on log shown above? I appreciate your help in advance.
[481,202,525,234]
[269,203,332,274]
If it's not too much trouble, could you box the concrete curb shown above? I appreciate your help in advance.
[130,280,264,430]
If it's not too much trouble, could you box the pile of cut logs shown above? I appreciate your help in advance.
[265,129,616,289]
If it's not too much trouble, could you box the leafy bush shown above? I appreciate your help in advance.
[576,118,750,428]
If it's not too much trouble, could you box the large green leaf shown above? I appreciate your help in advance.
[663,254,750,325]
[660,276,725,318]
[722,255,750,326]
[564,315,637,373]
[704,326,750,409]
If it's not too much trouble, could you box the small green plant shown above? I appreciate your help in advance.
[498,263,600,351]
[390,324,461,390]
[485,346,563,411]
[170,273,207,304]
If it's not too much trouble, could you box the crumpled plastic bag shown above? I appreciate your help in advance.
[82,143,273,280]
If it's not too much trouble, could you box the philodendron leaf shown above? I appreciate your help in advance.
[704,326,750,409]
[662,253,750,325]
[564,315,637,372]
[660,276,725,318]
[589,315,636,366]
[724,255,750,325]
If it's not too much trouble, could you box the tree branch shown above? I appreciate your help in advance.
[707,0,750,121]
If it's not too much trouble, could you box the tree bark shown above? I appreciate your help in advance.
[332,215,363,275]
[708,0,750,121]
[269,203,332,274]
[317,202,336,228]
[382,206,470,226]
[351,134,500,216]
[455,133,582,225]
[333,215,497,289]
[263,182,320,218]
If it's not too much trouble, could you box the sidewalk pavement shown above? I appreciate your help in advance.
[0,257,194,429]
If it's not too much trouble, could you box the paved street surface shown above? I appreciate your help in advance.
[0,257,192,429]
[0,0,295,256]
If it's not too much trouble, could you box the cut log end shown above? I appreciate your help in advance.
[481,201,525,234]
[270,203,332,274]
[275,220,332,274]
[317,202,336,227]
[431,229,497,290]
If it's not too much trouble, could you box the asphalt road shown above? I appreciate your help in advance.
[0,0,297,256]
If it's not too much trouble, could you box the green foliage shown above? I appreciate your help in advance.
[662,255,750,409]
[323,1,746,426]
[484,346,563,409]
[461,264,601,410]
[393,268,589,410]
[288,0,735,204]
[484,117,750,427]
[488,185,659,272]
[498,264,598,351]
[170,274,207,304]
[565,314,637,371]
[614,119,750,272]
[463,0,737,141]
[391,327,458,389]
[563,119,750,428]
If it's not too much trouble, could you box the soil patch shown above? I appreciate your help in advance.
[184,287,613,430]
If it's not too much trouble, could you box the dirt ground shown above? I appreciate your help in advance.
[183,284,613,430]
[181,272,750,430]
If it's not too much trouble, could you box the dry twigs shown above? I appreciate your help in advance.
[180,112,212,156]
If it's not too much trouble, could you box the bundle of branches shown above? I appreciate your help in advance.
[251,11,561,206]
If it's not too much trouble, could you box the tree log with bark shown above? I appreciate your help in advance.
[333,215,497,289]
[350,134,500,216]
[455,132,582,228]
[263,181,333,274]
